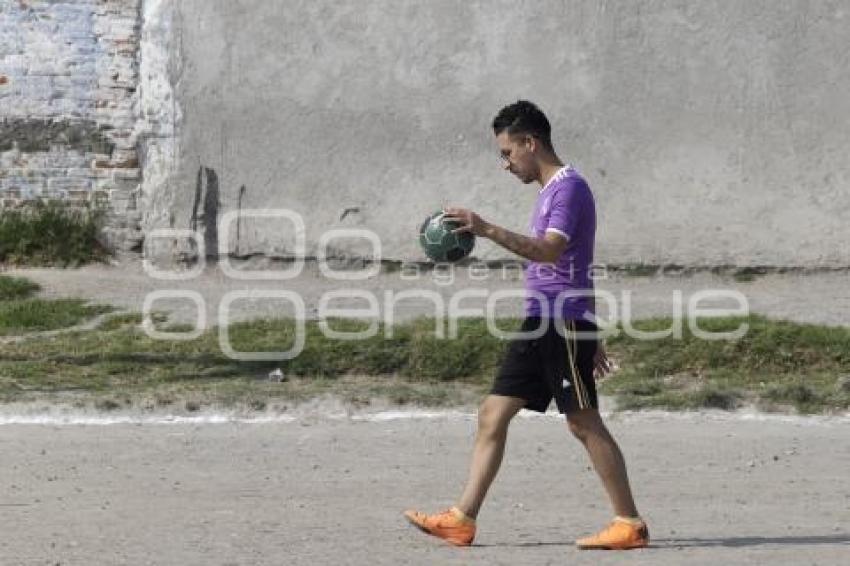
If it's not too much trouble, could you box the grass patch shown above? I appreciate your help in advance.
[95,311,169,332]
[601,315,850,413]
[0,316,508,408]
[0,275,114,336]
[0,275,41,300]
[0,298,113,335]
[0,313,847,413]
[96,312,145,331]
[0,201,108,266]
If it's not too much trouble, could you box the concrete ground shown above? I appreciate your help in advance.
[0,411,848,565]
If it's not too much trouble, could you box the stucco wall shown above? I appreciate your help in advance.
[155,0,849,267]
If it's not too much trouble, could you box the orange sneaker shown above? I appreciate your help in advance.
[403,507,476,546]
[576,517,649,550]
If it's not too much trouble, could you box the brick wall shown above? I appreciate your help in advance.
[0,0,144,251]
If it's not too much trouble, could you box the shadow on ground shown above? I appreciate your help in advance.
[473,534,850,549]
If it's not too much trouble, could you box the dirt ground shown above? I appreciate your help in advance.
[2,261,848,565]
[0,410,848,565]
[6,259,850,327]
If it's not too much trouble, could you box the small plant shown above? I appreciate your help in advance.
[0,200,109,266]
[0,298,113,335]
[0,275,41,301]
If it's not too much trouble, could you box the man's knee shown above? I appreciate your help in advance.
[477,398,519,438]
[567,418,588,442]
[566,409,603,442]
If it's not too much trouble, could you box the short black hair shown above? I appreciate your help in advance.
[492,100,553,150]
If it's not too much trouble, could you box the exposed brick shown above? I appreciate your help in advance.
[67,189,91,202]
[111,167,141,180]
[90,189,109,204]
[94,156,138,169]
[0,0,144,252]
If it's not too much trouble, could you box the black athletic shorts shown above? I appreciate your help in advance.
[491,317,599,414]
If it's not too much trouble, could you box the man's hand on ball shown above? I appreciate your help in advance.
[443,207,490,237]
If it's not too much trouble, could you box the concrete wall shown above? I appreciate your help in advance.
[0,0,145,250]
[4,1,849,267]
[156,0,850,268]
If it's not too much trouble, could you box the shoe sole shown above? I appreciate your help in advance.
[404,515,473,547]
[577,541,649,550]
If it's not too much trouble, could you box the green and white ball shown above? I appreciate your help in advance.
[418,211,475,263]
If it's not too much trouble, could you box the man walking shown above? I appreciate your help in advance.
[404,100,648,550]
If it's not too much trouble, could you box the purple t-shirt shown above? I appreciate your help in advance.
[525,165,596,319]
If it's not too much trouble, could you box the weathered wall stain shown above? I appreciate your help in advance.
[235,184,246,257]
[0,119,115,154]
[189,166,220,261]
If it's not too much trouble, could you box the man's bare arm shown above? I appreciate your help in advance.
[483,224,568,264]
[442,206,568,263]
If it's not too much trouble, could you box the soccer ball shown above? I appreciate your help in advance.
[418,210,475,263]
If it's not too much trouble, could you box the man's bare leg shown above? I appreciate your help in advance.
[566,408,639,518]
[455,395,526,519]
